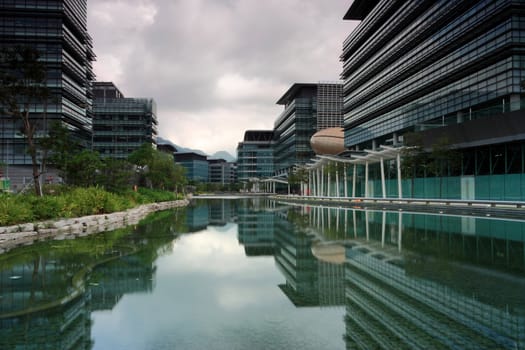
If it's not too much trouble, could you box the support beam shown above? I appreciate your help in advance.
[352,164,357,197]
[380,157,386,198]
[344,165,348,197]
[397,153,402,199]
[336,168,340,197]
[365,161,369,198]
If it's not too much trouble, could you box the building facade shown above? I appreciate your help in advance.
[208,158,236,185]
[341,0,525,200]
[274,82,343,175]
[236,130,274,183]
[174,152,209,182]
[92,82,157,159]
[0,0,95,188]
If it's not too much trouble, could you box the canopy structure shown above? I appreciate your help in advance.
[303,145,408,199]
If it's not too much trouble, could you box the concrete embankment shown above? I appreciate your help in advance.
[0,199,189,254]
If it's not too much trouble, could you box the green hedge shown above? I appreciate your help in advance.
[0,186,182,226]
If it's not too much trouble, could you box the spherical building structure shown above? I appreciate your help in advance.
[310,127,345,155]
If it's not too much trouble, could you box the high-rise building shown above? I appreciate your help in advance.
[92,82,157,159]
[341,0,525,200]
[274,82,342,175]
[236,130,274,182]
[0,0,95,187]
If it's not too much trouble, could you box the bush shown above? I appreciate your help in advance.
[0,195,33,226]
[28,195,65,221]
[0,186,182,226]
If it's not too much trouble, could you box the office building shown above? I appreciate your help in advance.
[341,0,525,200]
[0,0,95,188]
[92,82,158,159]
[208,158,236,185]
[236,130,275,182]
[174,152,208,182]
[274,82,343,175]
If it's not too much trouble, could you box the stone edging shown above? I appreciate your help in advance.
[0,199,189,254]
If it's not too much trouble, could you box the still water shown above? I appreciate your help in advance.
[1,198,524,349]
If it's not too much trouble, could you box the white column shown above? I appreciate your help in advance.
[336,167,340,197]
[321,165,325,196]
[398,211,403,252]
[353,210,357,238]
[381,211,386,247]
[397,153,402,199]
[317,168,320,196]
[352,164,357,197]
[365,210,369,241]
[309,171,312,196]
[380,157,386,198]
[344,165,348,198]
[365,161,369,198]
[327,166,331,197]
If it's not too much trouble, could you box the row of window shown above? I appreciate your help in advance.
[346,58,521,146]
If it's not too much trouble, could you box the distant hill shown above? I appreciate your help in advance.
[211,151,236,162]
[157,136,207,156]
[157,136,235,162]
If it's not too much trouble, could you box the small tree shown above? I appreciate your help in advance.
[0,46,51,196]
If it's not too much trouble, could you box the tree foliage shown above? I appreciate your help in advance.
[128,143,187,191]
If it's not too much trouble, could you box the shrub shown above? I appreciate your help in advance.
[0,185,182,226]
[0,195,33,226]
[28,195,65,221]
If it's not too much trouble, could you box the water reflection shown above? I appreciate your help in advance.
[284,204,525,349]
[0,209,185,349]
[0,199,524,349]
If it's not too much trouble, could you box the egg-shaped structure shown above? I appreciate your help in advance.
[310,127,345,155]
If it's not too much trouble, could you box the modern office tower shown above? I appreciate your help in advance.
[0,0,95,188]
[174,151,209,182]
[341,1,525,199]
[92,82,158,159]
[273,82,343,176]
[208,158,236,185]
[236,130,274,182]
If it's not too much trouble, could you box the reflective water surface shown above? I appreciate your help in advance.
[1,198,524,349]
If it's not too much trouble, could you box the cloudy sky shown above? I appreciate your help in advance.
[87,0,358,157]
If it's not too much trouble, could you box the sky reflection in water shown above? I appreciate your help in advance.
[91,222,345,350]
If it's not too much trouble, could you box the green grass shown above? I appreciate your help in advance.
[0,186,183,226]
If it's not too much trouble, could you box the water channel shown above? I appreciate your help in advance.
[0,197,524,349]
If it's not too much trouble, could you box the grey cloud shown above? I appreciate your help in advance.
[88,0,357,153]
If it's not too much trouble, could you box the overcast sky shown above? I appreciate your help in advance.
[87,0,358,157]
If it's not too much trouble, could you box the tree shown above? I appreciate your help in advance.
[40,121,80,184]
[0,46,51,196]
[65,150,103,187]
[98,158,135,192]
[128,143,187,192]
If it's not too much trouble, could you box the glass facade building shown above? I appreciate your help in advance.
[92,82,158,159]
[236,130,274,182]
[274,82,343,175]
[0,0,95,164]
[208,158,236,185]
[174,152,209,182]
[341,0,525,200]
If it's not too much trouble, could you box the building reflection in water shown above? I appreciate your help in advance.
[0,209,183,349]
[292,204,525,349]
[1,199,524,349]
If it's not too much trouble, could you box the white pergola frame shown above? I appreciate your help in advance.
[304,146,407,199]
